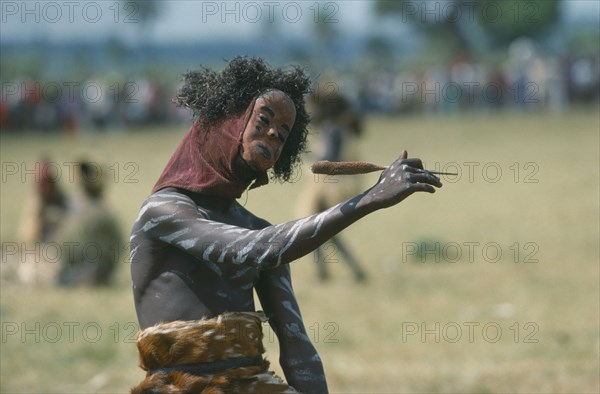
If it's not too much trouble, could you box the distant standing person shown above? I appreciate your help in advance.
[299,88,368,282]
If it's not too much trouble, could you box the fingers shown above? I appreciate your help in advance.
[401,158,424,169]
[390,152,442,190]
[393,150,424,169]
[409,183,436,194]
[403,165,443,187]
[405,171,443,188]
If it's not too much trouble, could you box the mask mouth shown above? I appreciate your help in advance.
[256,143,272,160]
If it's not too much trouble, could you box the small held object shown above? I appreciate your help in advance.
[310,160,458,176]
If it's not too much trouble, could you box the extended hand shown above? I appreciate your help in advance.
[364,150,442,210]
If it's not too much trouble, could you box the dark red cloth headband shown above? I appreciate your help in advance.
[152,99,268,198]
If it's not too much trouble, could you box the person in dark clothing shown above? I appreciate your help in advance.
[301,90,368,282]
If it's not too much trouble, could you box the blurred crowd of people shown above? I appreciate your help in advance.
[358,50,599,114]
[2,157,124,287]
[0,77,189,133]
[1,50,598,134]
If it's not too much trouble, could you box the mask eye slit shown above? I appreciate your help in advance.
[259,115,270,125]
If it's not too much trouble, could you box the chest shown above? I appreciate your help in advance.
[171,203,264,286]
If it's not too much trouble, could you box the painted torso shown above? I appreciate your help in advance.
[131,188,269,329]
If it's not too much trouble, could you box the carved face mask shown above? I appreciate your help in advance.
[240,90,296,172]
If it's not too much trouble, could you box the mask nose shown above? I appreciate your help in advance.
[267,128,284,146]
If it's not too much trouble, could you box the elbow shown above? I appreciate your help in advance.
[256,254,282,270]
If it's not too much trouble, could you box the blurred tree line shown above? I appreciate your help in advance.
[374,0,561,56]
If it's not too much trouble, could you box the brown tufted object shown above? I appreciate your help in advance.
[131,312,298,394]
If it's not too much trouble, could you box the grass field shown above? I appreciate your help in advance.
[1,110,599,393]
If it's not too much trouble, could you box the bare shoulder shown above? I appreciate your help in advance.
[135,188,208,225]
[143,188,196,208]
[230,201,271,230]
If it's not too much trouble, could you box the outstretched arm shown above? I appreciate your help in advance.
[136,151,441,270]
[256,264,328,392]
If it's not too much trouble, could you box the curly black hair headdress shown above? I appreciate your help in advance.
[175,57,312,182]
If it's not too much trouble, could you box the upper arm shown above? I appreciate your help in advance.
[134,191,274,268]
[134,187,358,271]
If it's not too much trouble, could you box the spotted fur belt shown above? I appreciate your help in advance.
[131,311,298,393]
